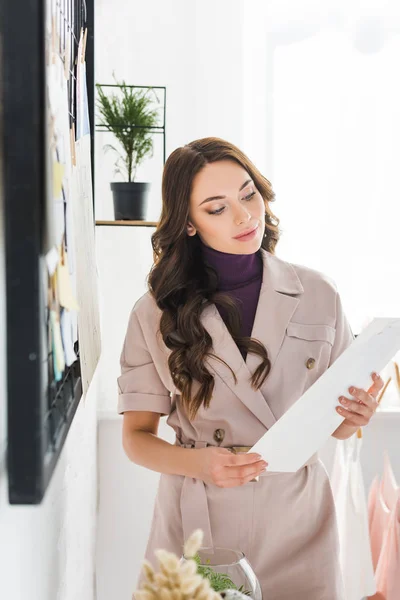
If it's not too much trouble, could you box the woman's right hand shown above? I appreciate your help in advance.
[191,446,268,487]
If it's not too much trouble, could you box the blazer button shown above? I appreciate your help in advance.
[306,357,316,369]
[213,428,225,444]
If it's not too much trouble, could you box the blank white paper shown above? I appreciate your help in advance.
[250,318,400,472]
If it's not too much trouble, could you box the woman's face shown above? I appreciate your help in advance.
[187,159,266,254]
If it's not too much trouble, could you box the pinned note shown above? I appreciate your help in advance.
[60,308,78,366]
[57,244,79,311]
[53,161,64,199]
[46,246,59,276]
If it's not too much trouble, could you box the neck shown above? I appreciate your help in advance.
[199,239,262,290]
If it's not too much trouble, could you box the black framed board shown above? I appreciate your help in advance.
[0,0,96,504]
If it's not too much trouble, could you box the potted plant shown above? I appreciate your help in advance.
[96,75,161,220]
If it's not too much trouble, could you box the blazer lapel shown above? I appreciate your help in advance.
[201,248,304,430]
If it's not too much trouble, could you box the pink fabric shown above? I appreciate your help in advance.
[382,452,399,511]
[369,454,399,572]
[368,476,380,533]
[370,485,392,571]
[375,495,400,599]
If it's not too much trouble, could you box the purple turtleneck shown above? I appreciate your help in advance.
[199,239,263,360]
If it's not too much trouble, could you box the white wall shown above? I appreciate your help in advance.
[0,384,98,600]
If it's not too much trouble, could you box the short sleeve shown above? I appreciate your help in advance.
[117,308,171,415]
[328,287,355,368]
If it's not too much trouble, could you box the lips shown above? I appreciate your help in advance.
[233,224,258,239]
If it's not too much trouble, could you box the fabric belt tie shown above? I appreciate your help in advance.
[174,437,319,551]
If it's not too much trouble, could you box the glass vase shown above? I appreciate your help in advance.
[180,546,262,599]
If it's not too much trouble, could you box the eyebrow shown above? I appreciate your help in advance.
[199,179,253,206]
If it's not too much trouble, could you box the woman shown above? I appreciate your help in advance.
[118,137,383,599]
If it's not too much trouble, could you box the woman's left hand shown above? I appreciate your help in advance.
[336,372,385,427]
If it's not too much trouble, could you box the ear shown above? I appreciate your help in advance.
[187,222,196,236]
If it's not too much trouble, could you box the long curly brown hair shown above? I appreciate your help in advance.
[147,137,281,421]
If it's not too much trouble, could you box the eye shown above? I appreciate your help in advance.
[208,191,256,216]
[244,191,256,201]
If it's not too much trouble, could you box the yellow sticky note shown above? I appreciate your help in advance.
[53,162,64,199]
[57,249,79,311]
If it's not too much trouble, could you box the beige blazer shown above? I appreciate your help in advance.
[118,248,353,600]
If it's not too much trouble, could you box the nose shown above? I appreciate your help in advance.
[233,203,252,225]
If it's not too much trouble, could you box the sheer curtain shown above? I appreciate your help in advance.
[263,2,400,335]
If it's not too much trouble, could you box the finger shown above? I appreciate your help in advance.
[225,463,267,487]
[221,465,266,488]
[225,451,264,467]
[336,405,369,426]
[346,373,384,408]
[367,372,385,397]
[347,385,378,411]
[338,396,373,418]
[226,458,267,480]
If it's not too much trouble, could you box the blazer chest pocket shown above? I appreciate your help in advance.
[284,322,336,378]
[285,322,335,346]
[280,322,336,406]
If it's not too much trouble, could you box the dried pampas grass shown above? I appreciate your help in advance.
[133,529,248,600]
